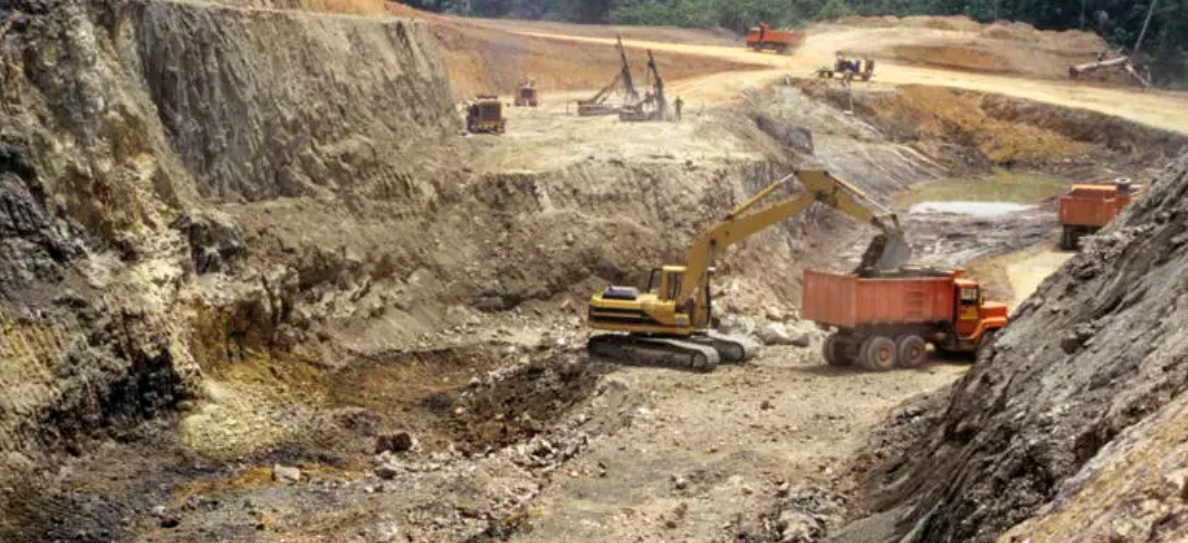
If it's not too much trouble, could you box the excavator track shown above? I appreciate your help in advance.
[588,334,721,373]
[698,331,750,364]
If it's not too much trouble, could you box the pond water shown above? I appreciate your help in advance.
[909,201,1034,218]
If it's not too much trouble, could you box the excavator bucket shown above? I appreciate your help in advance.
[854,232,912,275]
[877,232,912,269]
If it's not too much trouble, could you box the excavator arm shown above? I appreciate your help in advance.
[674,169,908,312]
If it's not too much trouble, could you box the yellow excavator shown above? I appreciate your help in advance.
[587,169,912,371]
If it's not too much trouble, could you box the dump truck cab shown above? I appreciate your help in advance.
[466,95,506,134]
[953,275,1008,342]
[1059,179,1140,249]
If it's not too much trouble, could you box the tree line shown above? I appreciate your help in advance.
[401,0,1188,87]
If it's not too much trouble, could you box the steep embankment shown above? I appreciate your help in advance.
[854,154,1188,542]
[0,0,455,470]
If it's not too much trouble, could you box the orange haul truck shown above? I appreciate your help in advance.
[802,269,1008,371]
[746,23,805,55]
[1059,180,1140,250]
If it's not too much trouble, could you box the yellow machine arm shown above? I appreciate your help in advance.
[675,169,906,310]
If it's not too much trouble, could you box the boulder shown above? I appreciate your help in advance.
[272,464,301,484]
[375,431,414,454]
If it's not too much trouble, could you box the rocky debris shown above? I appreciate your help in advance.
[664,502,689,529]
[721,314,814,348]
[173,211,245,274]
[150,503,182,529]
[271,464,301,484]
[374,463,401,481]
[0,147,84,297]
[447,353,603,452]
[775,510,819,542]
[510,432,589,473]
[1059,321,1097,354]
[375,432,414,454]
[753,114,815,155]
[734,485,843,543]
[853,154,1188,542]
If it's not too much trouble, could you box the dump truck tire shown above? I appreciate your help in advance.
[823,335,852,366]
[1064,225,1083,248]
[861,336,897,371]
[896,335,927,369]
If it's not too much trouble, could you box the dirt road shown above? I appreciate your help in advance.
[1006,249,1075,308]
[504,29,1188,135]
[513,349,967,542]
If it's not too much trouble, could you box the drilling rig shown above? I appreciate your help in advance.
[619,49,668,122]
[574,36,639,117]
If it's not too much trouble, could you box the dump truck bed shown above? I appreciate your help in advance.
[1059,183,1141,228]
[746,31,804,46]
[802,270,955,329]
[1059,196,1124,227]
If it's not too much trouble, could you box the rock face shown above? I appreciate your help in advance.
[131,1,458,201]
[0,0,458,462]
[866,154,1188,542]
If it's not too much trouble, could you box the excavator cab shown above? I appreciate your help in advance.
[647,266,684,301]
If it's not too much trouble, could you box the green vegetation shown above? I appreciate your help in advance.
[891,170,1068,209]
[398,0,1188,88]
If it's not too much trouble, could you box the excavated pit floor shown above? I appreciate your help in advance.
[1,344,613,542]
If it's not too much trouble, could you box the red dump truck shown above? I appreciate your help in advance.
[1059,180,1140,250]
[746,23,805,55]
[802,269,1009,371]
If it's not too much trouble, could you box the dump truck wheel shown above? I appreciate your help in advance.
[823,335,852,366]
[861,336,897,371]
[1064,226,1083,249]
[896,335,927,369]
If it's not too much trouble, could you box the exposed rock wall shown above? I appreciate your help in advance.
[866,154,1188,542]
[131,1,457,201]
[0,0,458,463]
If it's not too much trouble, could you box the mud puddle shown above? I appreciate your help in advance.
[909,201,1034,217]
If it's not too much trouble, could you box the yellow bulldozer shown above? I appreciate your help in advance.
[587,169,911,371]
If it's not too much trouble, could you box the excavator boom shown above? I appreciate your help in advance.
[675,169,907,312]
[587,169,911,372]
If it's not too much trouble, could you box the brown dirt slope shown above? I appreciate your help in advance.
[797,82,1188,169]
[431,17,762,98]
[823,16,1112,81]
[853,153,1188,542]
[192,0,762,97]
